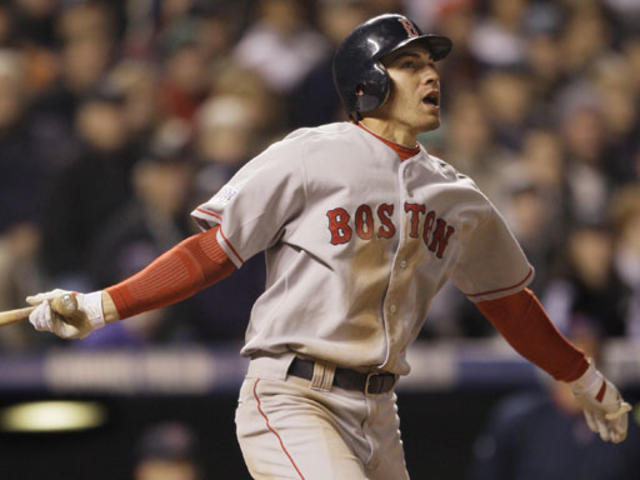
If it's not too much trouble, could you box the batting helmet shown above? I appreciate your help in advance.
[333,14,452,121]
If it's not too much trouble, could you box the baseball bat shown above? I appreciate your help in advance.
[0,294,78,327]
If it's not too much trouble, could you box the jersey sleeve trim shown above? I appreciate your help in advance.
[216,227,244,267]
[191,207,222,231]
[464,267,534,299]
[196,207,222,221]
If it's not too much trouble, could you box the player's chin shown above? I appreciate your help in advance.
[418,115,440,132]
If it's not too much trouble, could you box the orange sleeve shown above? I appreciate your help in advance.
[106,226,235,320]
[476,288,588,382]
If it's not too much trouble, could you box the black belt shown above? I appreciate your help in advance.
[287,357,397,395]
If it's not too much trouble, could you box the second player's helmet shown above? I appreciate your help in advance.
[333,13,452,121]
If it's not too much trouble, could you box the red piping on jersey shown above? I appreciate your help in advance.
[253,379,306,480]
[465,268,533,298]
[357,122,421,161]
[217,227,244,264]
[196,207,222,221]
[194,207,244,264]
[596,380,607,402]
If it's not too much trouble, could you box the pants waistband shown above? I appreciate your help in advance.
[246,354,398,395]
[288,357,397,395]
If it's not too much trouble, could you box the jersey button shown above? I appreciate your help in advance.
[399,260,407,269]
[389,304,397,314]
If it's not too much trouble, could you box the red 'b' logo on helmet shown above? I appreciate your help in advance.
[398,18,419,38]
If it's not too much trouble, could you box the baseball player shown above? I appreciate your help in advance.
[27,14,631,480]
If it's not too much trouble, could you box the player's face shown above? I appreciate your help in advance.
[379,45,441,133]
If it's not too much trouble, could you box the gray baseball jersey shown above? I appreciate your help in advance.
[192,121,533,376]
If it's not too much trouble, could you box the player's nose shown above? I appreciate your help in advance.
[422,66,440,86]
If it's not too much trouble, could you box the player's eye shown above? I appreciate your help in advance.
[400,60,415,69]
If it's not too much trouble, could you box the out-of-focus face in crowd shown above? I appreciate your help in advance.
[196,95,257,166]
[109,62,159,138]
[134,155,192,219]
[259,0,304,37]
[61,35,111,93]
[165,43,208,97]
[0,52,24,131]
[135,459,199,480]
[75,96,127,152]
[479,70,532,128]
[560,9,610,75]
[568,226,614,290]
[318,1,368,46]
[447,91,491,159]
[161,0,194,24]
[489,0,527,29]
[562,106,604,165]
[14,0,55,18]
[57,1,113,41]
[591,56,637,139]
[611,186,640,285]
[520,129,564,190]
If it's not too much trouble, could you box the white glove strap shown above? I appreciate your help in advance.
[569,361,602,395]
[78,291,105,329]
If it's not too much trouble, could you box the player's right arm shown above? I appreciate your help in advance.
[27,225,235,339]
[28,131,307,339]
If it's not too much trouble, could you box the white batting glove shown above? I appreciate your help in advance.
[569,361,632,443]
[27,289,105,339]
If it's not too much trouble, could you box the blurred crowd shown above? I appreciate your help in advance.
[0,0,639,351]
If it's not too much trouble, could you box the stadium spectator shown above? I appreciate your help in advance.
[468,320,640,480]
[134,422,203,480]
[543,223,630,337]
[233,0,328,94]
[0,0,635,347]
[468,0,529,69]
[289,0,368,127]
[40,82,137,291]
[610,184,640,336]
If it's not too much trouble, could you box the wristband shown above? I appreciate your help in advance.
[569,361,601,394]
[79,291,106,329]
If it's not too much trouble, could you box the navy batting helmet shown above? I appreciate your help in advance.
[333,14,452,121]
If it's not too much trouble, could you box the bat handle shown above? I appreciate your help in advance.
[0,293,80,327]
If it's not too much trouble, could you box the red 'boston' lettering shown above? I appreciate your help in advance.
[404,202,425,238]
[428,219,456,258]
[326,203,454,257]
[355,204,374,240]
[422,210,436,245]
[327,208,352,244]
[377,203,395,239]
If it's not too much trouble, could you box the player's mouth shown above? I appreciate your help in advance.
[422,91,440,111]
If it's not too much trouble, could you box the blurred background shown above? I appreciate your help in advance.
[0,0,639,478]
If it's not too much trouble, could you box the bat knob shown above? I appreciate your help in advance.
[51,293,79,316]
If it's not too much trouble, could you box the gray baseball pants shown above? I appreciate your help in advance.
[235,354,410,480]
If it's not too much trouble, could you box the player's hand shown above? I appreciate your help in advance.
[569,361,632,443]
[26,289,105,339]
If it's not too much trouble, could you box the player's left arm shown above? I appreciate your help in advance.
[27,225,235,339]
[477,288,631,443]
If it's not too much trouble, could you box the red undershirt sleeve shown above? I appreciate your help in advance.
[476,288,589,382]
[106,226,235,320]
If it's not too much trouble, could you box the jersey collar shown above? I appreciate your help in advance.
[357,122,421,161]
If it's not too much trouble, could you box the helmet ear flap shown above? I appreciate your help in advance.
[354,62,390,115]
